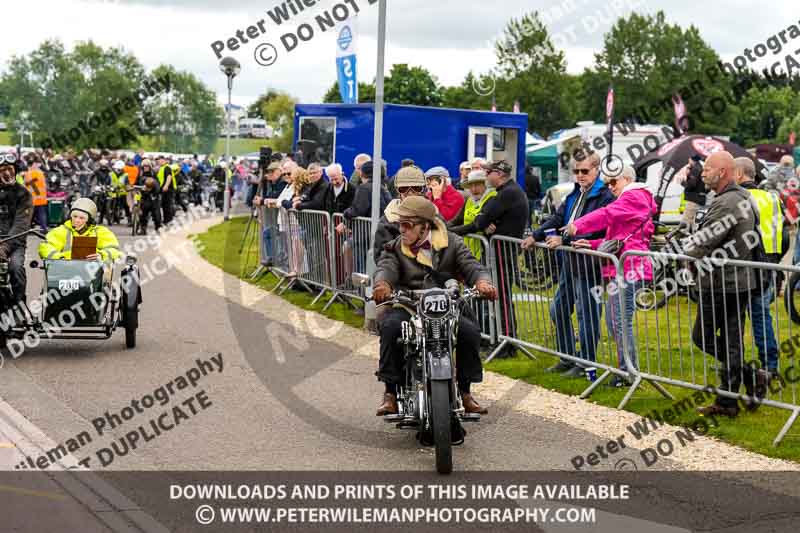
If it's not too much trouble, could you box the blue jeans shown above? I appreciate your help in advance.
[748,282,778,371]
[794,230,800,265]
[550,268,602,365]
[606,280,641,371]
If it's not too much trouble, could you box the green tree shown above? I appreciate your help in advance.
[145,65,222,154]
[492,12,577,136]
[441,72,494,110]
[322,81,375,103]
[248,89,282,118]
[0,40,145,150]
[739,86,800,145]
[261,92,296,153]
[586,11,735,135]
[321,64,441,106]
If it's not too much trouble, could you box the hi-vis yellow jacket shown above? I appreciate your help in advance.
[39,221,122,263]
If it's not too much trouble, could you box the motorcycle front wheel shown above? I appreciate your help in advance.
[430,380,452,475]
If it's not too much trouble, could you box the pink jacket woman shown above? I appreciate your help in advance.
[572,182,656,281]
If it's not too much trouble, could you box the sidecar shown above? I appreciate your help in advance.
[1,253,141,349]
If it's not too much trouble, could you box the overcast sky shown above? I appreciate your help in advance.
[3,0,798,111]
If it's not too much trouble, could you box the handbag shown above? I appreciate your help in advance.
[597,214,651,257]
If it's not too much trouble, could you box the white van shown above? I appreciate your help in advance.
[551,121,683,224]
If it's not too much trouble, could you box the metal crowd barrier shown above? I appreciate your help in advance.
[326,213,373,309]
[486,236,673,403]
[465,233,497,343]
[293,209,336,305]
[621,249,800,445]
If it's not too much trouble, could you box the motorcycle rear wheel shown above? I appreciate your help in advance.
[430,380,452,475]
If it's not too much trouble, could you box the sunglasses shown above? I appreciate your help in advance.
[574,168,594,175]
[398,220,422,231]
[0,154,17,166]
[606,179,619,186]
[398,186,424,195]
[280,172,290,178]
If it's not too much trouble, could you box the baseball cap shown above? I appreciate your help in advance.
[267,161,281,171]
[482,160,512,175]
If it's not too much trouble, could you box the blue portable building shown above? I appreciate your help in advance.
[292,103,529,187]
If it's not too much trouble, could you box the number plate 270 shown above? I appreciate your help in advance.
[423,295,448,314]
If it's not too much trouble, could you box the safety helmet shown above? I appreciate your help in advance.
[113,160,125,171]
[70,197,98,222]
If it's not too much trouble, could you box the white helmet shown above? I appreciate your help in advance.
[70,198,98,221]
[99,159,108,167]
[218,161,228,169]
[113,160,125,171]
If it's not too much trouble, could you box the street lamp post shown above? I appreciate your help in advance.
[219,56,241,220]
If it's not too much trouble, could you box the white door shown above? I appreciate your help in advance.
[467,127,494,162]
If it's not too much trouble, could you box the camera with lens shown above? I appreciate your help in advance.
[259,146,273,173]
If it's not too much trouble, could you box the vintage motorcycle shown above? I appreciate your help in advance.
[376,280,481,475]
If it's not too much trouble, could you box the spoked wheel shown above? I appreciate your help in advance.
[784,271,800,325]
[430,380,452,475]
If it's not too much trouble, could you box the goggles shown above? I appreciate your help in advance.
[0,153,18,167]
[397,186,424,195]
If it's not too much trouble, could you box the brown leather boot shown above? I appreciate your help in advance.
[376,393,398,416]
[462,393,488,415]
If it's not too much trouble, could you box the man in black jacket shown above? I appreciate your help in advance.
[522,152,615,376]
[293,163,329,212]
[0,152,33,306]
[254,161,287,267]
[338,160,392,273]
[322,163,355,215]
[469,160,529,357]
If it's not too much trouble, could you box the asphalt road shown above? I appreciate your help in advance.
[0,213,798,532]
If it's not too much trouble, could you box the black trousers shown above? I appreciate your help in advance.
[161,189,175,224]
[8,246,26,304]
[692,291,754,408]
[141,199,162,232]
[377,307,483,389]
[495,242,518,339]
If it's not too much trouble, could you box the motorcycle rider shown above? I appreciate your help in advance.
[110,160,130,224]
[0,152,34,305]
[39,198,121,264]
[156,156,175,224]
[372,196,498,416]
[138,160,161,234]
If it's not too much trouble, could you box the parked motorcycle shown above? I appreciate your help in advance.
[375,280,480,474]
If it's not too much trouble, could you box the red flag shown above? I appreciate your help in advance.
[513,100,520,113]
[790,131,796,145]
[606,85,615,156]
[673,93,687,135]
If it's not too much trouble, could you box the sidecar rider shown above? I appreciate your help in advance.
[0,152,33,304]
[39,198,121,264]
[372,196,498,417]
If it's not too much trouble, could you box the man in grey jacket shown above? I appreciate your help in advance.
[681,151,765,417]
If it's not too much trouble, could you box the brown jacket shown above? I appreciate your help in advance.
[374,229,490,290]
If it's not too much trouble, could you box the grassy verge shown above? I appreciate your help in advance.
[195,216,364,330]
[196,218,800,462]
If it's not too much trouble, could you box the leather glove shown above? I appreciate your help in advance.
[373,281,393,304]
[475,279,498,301]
